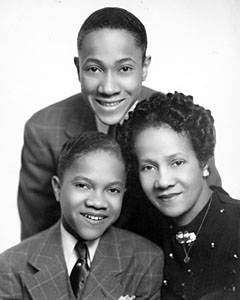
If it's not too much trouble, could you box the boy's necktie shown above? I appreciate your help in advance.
[70,241,89,298]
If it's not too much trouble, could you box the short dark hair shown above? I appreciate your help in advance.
[117,91,215,175]
[77,7,147,61]
[57,131,126,181]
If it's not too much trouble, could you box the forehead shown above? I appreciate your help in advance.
[66,150,126,176]
[78,28,142,61]
[134,126,195,158]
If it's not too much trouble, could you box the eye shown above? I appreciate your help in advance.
[140,165,156,172]
[87,66,102,73]
[120,66,133,73]
[171,160,186,168]
[74,182,90,190]
[108,187,122,194]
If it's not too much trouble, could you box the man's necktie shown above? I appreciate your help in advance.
[70,241,89,298]
[107,125,116,138]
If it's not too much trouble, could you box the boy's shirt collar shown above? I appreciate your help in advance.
[60,223,99,275]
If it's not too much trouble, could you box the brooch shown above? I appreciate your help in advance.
[176,231,196,244]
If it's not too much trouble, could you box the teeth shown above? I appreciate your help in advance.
[83,214,105,221]
[98,100,122,107]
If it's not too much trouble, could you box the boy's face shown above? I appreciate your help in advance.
[134,126,209,226]
[52,150,126,241]
[75,28,151,125]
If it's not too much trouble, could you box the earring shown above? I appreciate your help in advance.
[203,169,209,178]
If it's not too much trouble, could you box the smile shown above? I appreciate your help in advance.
[157,193,181,202]
[95,99,124,108]
[81,213,106,221]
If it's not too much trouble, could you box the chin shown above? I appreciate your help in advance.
[99,116,123,126]
[79,230,103,241]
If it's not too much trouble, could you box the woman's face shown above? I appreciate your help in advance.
[134,125,210,226]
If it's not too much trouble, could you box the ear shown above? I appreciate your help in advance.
[74,56,81,81]
[51,176,61,202]
[142,55,151,81]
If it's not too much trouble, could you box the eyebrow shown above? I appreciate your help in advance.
[139,153,185,163]
[72,175,125,186]
[84,57,137,65]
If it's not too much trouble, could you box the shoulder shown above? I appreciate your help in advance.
[25,93,88,126]
[0,226,55,264]
[213,186,240,208]
[140,86,164,101]
[212,187,240,226]
[109,226,163,257]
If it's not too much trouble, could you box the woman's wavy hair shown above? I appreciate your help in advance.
[117,91,215,188]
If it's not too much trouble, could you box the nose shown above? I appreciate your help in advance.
[98,72,120,96]
[154,168,175,190]
[85,191,108,210]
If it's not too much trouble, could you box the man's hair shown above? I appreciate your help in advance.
[57,131,126,181]
[77,7,147,61]
[117,91,215,178]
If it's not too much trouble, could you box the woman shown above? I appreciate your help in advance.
[117,92,240,299]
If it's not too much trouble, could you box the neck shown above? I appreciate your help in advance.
[95,117,109,134]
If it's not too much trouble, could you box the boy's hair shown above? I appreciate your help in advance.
[117,91,215,174]
[57,131,126,181]
[77,7,147,61]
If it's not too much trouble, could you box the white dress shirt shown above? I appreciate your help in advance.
[60,224,100,275]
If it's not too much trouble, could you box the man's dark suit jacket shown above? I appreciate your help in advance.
[0,222,164,300]
[18,86,221,240]
[18,86,156,239]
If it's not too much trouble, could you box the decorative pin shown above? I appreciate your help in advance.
[220,209,225,213]
[163,279,168,285]
[176,231,196,244]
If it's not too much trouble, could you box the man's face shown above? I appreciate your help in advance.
[52,151,126,241]
[75,28,151,125]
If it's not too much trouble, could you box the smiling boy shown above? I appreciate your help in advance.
[0,132,164,300]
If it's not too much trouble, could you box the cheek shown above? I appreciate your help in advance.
[139,174,152,193]
[61,190,79,209]
[81,76,99,92]
[180,168,203,188]
[113,198,123,212]
[109,196,123,215]
[123,76,142,93]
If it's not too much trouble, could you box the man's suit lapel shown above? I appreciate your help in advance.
[65,95,97,138]
[24,222,72,300]
[82,227,125,300]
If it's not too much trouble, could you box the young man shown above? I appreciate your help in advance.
[18,7,152,239]
[18,7,221,240]
[1,132,163,300]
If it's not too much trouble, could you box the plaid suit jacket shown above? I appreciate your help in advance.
[0,222,164,300]
[18,86,156,240]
